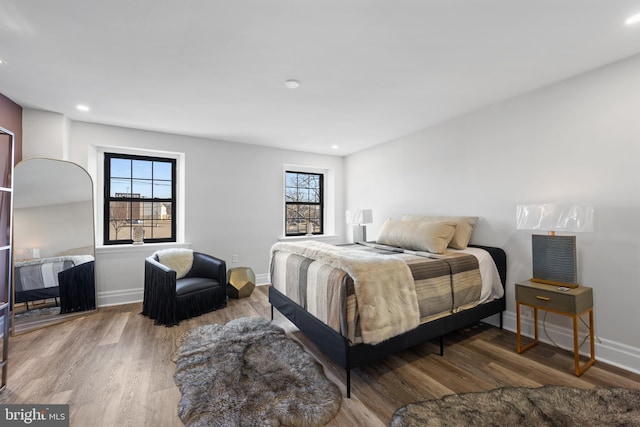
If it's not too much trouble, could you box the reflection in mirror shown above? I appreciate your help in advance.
[12,158,96,334]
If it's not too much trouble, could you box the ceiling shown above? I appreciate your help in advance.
[1,1,640,156]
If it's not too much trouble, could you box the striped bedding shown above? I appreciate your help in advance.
[271,242,502,345]
[14,255,95,301]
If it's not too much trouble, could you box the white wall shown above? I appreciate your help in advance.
[345,54,640,372]
[14,201,94,259]
[21,109,69,160]
[20,118,345,305]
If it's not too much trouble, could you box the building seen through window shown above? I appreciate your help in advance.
[104,153,176,244]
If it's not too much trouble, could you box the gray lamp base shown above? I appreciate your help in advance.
[532,234,578,287]
[352,225,367,242]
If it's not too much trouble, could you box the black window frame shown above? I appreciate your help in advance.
[285,170,324,236]
[103,152,177,245]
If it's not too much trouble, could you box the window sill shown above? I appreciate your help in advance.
[278,234,340,242]
[96,242,191,255]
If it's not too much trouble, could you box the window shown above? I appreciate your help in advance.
[285,171,323,236]
[104,153,176,244]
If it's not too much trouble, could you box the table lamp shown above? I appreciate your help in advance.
[516,203,593,288]
[346,209,373,242]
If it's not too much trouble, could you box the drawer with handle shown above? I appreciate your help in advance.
[516,282,593,315]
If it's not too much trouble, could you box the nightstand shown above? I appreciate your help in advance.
[515,280,595,376]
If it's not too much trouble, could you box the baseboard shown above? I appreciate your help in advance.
[97,288,143,307]
[256,273,269,286]
[96,273,270,307]
[502,311,640,375]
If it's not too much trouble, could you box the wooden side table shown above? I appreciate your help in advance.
[515,280,595,376]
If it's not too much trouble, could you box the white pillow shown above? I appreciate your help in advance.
[402,215,478,249]
[155,248,194,279]
[377,219,457,254]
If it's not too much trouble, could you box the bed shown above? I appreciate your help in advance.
[268,216,507,397]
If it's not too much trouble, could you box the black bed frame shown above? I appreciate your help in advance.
[269,244,507,398]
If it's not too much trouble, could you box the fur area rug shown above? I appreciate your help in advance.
[390,385,640,427]
[14,306,60,320]
[173,316,341,427]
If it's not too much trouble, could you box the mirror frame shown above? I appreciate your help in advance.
[11,158,97,335]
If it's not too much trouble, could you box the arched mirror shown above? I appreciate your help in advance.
[12,158,96,334]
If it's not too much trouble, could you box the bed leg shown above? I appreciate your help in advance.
[270,305,274,321]
[500,312,504,329]
[439,335,444,356]
[345,346,351,398]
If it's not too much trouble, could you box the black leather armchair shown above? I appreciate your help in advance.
[142,251,227,325]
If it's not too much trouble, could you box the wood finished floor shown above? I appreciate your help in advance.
[2,285,639,426]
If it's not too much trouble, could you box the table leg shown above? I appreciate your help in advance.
[517,302,538,353]
[533,307,539,342]
[573,315,580,374]
[574,309,596,376]
[589,309,595,362]
[516,301,522,350]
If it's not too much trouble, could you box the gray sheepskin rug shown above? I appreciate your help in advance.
[390,385,640,426]
[173,316,341,427]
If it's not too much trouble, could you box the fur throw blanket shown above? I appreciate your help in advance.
[271,241,419,344]
[154,248,194,279]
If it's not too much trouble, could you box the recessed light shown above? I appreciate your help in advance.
[331,144,339,150]
[284,79,301,89]
[625,12,640,25]
[76,104,90,112]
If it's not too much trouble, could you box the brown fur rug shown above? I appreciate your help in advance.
[390,385,640,426]
[173,317,341,426]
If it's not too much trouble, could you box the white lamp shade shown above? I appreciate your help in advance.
[516,203,594,232]
[346,209,373,225]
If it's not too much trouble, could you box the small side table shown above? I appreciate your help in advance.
[227,267,256,299]
[515,280,595,376]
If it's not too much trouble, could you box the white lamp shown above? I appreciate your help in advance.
[517,202,594,288]
[346,209,373,242]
